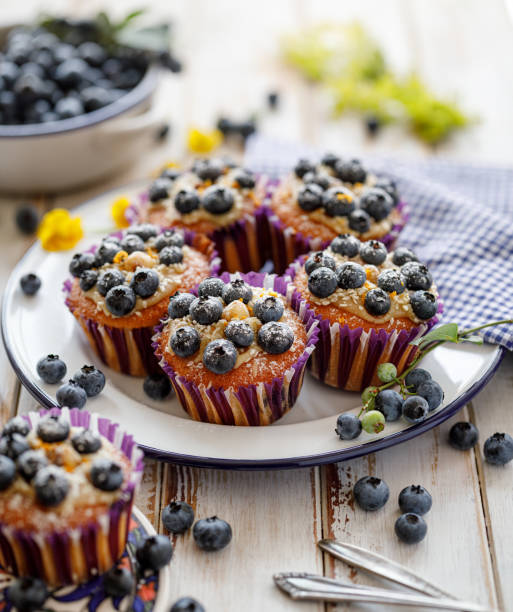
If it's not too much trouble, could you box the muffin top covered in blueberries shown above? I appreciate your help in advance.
[294,235,438,325]
[0,414,131,530]
[68,225,211,319]
[144,158,259,230]
[271,153,402,241]
[159,277,307,385]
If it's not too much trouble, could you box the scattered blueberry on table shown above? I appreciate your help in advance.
[353,476,389,511]
[56,379,87,409]
[398,485,432,515]
[136,534,173,570]
[162,501,195,534]
[171,597,205,612]
[395,513,427,544]
[72,364,105,397]
[193,516,232,552]
[15,204,40,234]
[20,273,41,295]
[483,432,513,465]
[449,421,479,450]
[36,354,67,384]
[143,374,172,400]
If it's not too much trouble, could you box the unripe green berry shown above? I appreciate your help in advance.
[377,362,397,383]
[361,410,386,434]
[361,386,378,404]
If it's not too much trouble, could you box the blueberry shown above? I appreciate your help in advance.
[96,240,121,264]
[97,269,125,297]
[17,450,48,482]
[320,152,340,169]
[7,577,48,612]
[222,279,253,304]
[54,57,88,88]
[303,171,331,190]
[395,513,427,544]
[160,245,184,265]
[34,466,69,506]
[162,501,195,534]
[149,177,172,202]
[80,85,111,111]
[15,204,39,234]
[374,177,399,206]
[1,416,30,437]
[0,433,30,460]
[155,229,185,251]
[449,422,479,451]
[193,158,224,182]
[91,458,123,491]
[330,233,360,257]
[171,597,205,612]
[297,183,323,211]
[143,374,172,400]
[190,297,223,325]
[392,247,418,266]
[377,269,405,294]
[174,188,201,214]
[402,395,429,424]
[224,320,254,347]
[365,114,381,136]
[416,380,444,412]
[127,224,159,242]
[375,389,403,421]
[348,209,371,234]
[193,516,232,551]
[160,167,181,181]
[399,485,432,515]
[80,269,98,291]
[103,566,134,598]
[322,187,355,217]
[202,185,235,215]
[171,326,201,357]
[71,428,102,454]
[130,268,159,298]
[120,233,145,254]
[335,159,367,183]
[360,240,387,265]
[335,413,362,440]
[77,41,106,67]
[304,251,336,275]
[0,61,20,88]
[37,354,67,384]
[105,286,137,317]
[203,339,238,374]
[0,455,16,490]
[359,188,393,221]
[198,277,225,299]
[55,96,84,119]
[56,379,87,409]
[336,262,366,289]
[72,365,105,397]
[253,295,284,323]
[308,266,338,298]
[483,433,513,465]
[410,291,438,320]
[353,476,389,511]
[234,170,256,189]
[294,158,315,178]
[168,292,196,319]
[401,262,432,291]
[37,413,70,442]
[20,273,41,295]
[404,368,432,392]
[136,535,173,570]
[257,322,294,354]
[364,288,391,316]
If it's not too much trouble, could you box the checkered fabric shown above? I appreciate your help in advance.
[245,136,513,349]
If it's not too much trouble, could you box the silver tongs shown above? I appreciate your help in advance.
[274,539,498,612]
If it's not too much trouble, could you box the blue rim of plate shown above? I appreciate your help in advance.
[0,182,506,470]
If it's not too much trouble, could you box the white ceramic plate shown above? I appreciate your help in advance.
[1,183,504,469]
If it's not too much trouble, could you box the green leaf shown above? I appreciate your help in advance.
[117,23,171,52]
[114,8,146,32]
[410,323,459,348]
[461,334,484,345]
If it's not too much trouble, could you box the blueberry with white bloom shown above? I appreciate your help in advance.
[395,513,427,544]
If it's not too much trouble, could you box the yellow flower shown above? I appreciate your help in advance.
[187,127,223,153]
[37,208,83,252]
[110,196,131,229]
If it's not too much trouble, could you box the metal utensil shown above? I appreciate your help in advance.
[274,573,498,611]
[319,538,454,599]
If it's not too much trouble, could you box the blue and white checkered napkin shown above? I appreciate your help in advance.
[244,136,513,350]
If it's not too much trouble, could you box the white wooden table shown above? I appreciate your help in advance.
[1,1,513,610]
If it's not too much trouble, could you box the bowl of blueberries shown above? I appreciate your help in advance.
[0,13,180,193]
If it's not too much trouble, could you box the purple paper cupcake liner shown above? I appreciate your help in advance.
[0,407,143,586]
[64,228,220,377]
[152,271,320,426]
[263,178,409,273]
[285,258,443,391]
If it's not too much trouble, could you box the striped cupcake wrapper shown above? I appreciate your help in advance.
[0,407,143,586]
[152,271,320,426]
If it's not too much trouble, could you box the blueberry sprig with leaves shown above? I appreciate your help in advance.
[336,319,513,440]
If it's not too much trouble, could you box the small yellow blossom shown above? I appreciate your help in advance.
[110,196,131,229]
[187,127,223,154]
[37,209,83,252]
